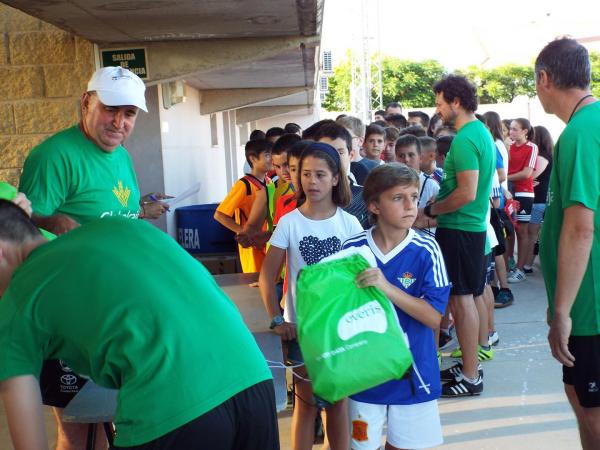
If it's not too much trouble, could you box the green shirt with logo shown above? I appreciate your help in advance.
[540,102,600,335]
[0,218,272,446]
[19,125,141,224]
[437,120,495,232]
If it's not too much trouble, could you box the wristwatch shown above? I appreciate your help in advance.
[269,315,285,329]
[424,203,437,219]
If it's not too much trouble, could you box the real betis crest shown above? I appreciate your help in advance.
[398,272,416,289]
[112,180,131,207]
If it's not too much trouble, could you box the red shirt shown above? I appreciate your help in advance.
[508,141,538,194]
[273,194,297,225]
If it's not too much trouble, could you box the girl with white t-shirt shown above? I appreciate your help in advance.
[259,142,362,450]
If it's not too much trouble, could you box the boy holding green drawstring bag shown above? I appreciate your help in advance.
[298,163,451,450]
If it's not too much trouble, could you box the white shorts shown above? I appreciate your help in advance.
[349,399,443,450]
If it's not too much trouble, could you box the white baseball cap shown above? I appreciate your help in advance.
[87,66,147,112]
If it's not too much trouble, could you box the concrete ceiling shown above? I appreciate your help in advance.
[4,0,323,110]
[3,0,323,43]
[186,46,316,90]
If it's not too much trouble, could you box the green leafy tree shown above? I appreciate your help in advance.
[590,51,600,98]
[460,64,536,103]
[322,55,447,112]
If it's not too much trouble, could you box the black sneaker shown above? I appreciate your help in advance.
[494,289,514,308]
[438,330,454,349]
[491,285,499,299]
[441,375,483,397]
[440,363,483,382]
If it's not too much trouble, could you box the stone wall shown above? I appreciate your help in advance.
[0,4,95,186]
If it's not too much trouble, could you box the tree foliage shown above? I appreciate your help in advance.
[322,55,446,112]
[323,52,600,112]
[459,64,536,103]
[590,51,600,98]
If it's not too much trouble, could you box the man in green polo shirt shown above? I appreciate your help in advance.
[0,202,278,450]
[421,75,495,397]
[536,38,600,449]
[17,66,170,449]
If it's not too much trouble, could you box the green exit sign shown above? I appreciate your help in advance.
[101,48,148,79]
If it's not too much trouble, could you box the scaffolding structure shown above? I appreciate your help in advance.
[349,0,383,122]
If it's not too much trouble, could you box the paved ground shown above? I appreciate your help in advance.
[0,263,581,449]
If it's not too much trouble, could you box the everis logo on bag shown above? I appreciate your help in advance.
[337,300,388,341]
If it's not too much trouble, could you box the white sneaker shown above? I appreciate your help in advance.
[508,269,526,283]
[488,331,499,347]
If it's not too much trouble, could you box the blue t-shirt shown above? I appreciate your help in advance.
[342,228,450,405]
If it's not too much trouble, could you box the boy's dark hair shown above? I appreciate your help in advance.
[272,133,301,155]
[0,199,41,243]
[532,125,554,161]
[434,126,457,137]
[374,109,386,117]
[249,129,266,140]
[482,111,504,142]
[284,122,302,134]
[408,111,430,128]
[433,74,478,113]
[535,37,590,90]
[399,125,427,137]
[335,114,348,120]
[385,114,407,129]
[419,136,437,153]
[365,124,385,140]
[427,113,441,137]
[513,117,535,141]
[436,135,454,158]
[265,127,285,140]
[245,139,272,168]
[313,123,352,154]
[362,163,419,224]
[297,144,352,208]
[395,134,422,155]
[288,139,313,161]
[384,126,400,142]
[302,119,336,140]
[371,120,389,128]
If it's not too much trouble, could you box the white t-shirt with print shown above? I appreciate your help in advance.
[269,207,363,323]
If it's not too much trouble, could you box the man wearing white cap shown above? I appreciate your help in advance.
[18,66,168,449]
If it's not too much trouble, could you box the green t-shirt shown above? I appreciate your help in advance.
[437,120,495,232]
[19,125,141,225]
[0,218,272,446]
[540,102,600,336]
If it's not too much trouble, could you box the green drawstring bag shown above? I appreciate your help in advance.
[296,252,413,403]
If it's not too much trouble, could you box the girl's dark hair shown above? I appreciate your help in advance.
[427,113,441,137]
[482,111,504,142]
[436,135,454,158]
[362,163,419,224]
[532,126,554,161]
[296,146,351,208]
[513,118,535,141]
[501,119,512,134]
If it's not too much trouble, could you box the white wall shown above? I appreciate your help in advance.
[159,84,230,236]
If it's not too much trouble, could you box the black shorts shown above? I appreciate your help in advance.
[40,359,88,408]
[111,379,279,450]
[515,195,533,223]
[563,335,600,408]
[435,228,487,297]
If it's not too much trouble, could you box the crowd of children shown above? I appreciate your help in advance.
[212,84,553,448]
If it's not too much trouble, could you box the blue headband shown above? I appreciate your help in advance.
[306,142,342,170]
